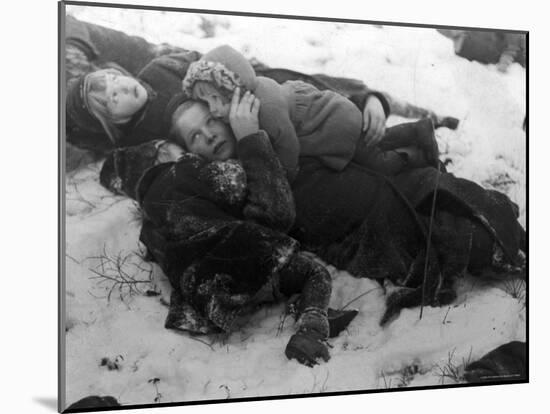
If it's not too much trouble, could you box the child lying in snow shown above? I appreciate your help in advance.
[66,52,203,154]
[99,94,357,367]
[66,43,397,159]
[182,44,440,181]
[167,95,526,328]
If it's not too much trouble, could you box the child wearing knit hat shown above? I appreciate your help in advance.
[183,45,440,181]
[67,67,150,146]
[66,51,202,154]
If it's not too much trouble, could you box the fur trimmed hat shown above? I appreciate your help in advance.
[182,45,258,99]
[66,65,150,143]
[182,59,243,100]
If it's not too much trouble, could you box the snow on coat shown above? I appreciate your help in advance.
[290,160,525,323]
[100,132,299,334]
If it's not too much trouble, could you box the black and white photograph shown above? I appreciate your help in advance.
[59,0,527,412]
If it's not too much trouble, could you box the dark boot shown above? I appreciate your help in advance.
[66,396,120,410]
[464,341,526,383]
[285,330,330,367]
[328,308,359,337]
[379,118,439,168]
[286,307,330,367]
[434,116,459,130]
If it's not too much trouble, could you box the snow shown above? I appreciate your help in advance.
[63,5,526,408]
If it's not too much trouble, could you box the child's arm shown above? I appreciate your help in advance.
[349,91,391,119]
[230,91,296,233]
[238,130,296,233]
[348,92,391,147]
[138,50,202,79]
[257,100,300,182]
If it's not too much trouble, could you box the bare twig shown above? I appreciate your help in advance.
[502,278,526,308]
[219,384,231,399]
[442,306,451,324]
[65,253,81,264]
[420,162,441,320]
[87,248,155,303]
[339,287,383,310]
[148,378,162,403]
[435,348,472,385]
[320,371,330,392]
[380,371,392,389]
[276,312,289,337]
[187,336,215,351]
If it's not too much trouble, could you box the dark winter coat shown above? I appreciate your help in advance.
[120,51,202,148]
[290,159,427,277]
[65,14,187,76]
[290,159,525,320]
[392,168,524,266]
[133,132,299,334]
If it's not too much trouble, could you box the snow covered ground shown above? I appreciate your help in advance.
[63,5,527,408]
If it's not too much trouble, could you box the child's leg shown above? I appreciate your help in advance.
[279,252,332,366]
[279,252,331,337]
[352,118,439,175]
[353,144,409,175]
[379,118,439,167]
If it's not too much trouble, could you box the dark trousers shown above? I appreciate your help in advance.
[279,252,332,314]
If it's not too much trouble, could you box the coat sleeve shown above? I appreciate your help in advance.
[66,14,158,76]
[348,90,391,118]
[258,101,300,182]
[66,123,114,155]
[237,131,296,233]
[138,51,202,80]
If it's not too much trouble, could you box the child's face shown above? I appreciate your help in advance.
[192,82,231,121]
[173,102,237,161]
[98,71,148,123]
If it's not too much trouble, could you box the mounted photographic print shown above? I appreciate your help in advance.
[59,0,527,412]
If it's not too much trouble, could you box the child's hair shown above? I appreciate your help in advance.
[83,68,132,143]
[167,96,204,149]
[192,81,227,102]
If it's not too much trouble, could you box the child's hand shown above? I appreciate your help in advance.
[229,88,261,141]
[362,95,387,148]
